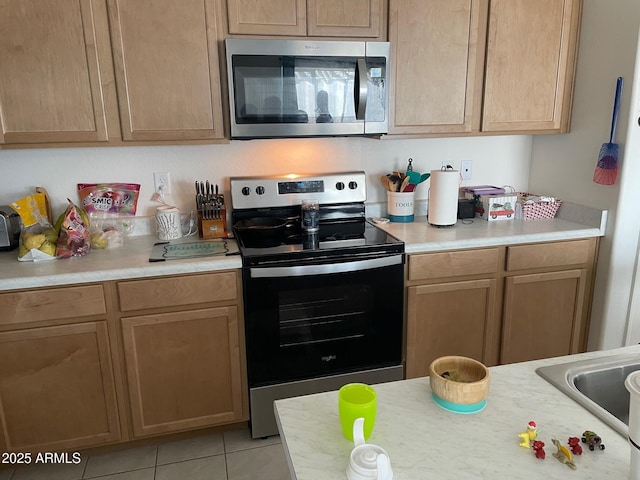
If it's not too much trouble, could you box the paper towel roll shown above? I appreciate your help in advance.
[428,170,459,226]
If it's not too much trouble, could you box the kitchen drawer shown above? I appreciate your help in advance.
[0,285,106,327]
[506,239,592,272]
[117,272,237,312]
[408,248,500,281]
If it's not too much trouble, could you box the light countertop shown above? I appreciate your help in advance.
[373,202,606,253]
[0,203,606,292]
[275,345,635,480]
[0,235,242,291]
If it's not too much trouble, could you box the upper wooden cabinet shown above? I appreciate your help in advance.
[226,0,386,38]
[227,0,306,35]
[388,0,582,136]
[482,0,582,133]
[107,0,225,141]
[388,0,487,135]
[0,0,117,145]
[0,0,225,147]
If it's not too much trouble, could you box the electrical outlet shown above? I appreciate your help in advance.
[461,160,472,181]
[153,172,171,195]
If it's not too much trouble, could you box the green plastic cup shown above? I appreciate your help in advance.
[338,383,377,441]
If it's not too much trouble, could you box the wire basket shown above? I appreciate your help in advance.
[515,192,562,220]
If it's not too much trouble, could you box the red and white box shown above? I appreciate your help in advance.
[476,193,517,221]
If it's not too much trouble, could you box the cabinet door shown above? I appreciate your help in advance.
[0,323,120,452]
[307,0,385,38]
[108,0,224,141]
[227,0,306,35]
[501,269,586,364]
[121,307,243,437]
[406,279,497,379]
[0,0,116,144]
[482,0,582,133]
[388,0,488,135]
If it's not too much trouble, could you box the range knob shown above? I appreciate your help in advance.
[241,186,251,196]
[336,182,345,191]
[348,181,358,190]
[256,185,265,195]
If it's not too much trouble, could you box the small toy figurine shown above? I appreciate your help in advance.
[568,437,583,455]
[552,438,577,470]
[582,430,605,451]
[518,421,538,448]
[532,440,546,459]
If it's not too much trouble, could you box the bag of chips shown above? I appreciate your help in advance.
[78,183,140,216]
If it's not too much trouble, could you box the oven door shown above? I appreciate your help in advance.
[243,254,404,387]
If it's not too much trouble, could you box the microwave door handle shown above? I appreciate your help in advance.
[355,58,368,120]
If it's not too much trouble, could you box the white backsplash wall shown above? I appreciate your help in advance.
[0,135,532,219]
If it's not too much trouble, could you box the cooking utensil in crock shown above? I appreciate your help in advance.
[400,176,410,192]
[386,174,401,192]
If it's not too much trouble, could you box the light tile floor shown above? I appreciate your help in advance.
[0,427,290,480]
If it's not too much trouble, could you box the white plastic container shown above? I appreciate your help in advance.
[625,370,640,479]
[346,417,393,480]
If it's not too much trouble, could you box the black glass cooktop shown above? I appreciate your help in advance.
[235,221,404,267]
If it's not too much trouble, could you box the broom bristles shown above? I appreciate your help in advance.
[593,167,617,185]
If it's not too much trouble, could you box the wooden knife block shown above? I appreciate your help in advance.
[198,208,227,239]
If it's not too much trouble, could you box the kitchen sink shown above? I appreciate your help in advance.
[536,353,640,437]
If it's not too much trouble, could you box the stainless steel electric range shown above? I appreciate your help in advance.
[230,171,405,438]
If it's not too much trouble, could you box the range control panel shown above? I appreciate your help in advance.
[230,172,366,210]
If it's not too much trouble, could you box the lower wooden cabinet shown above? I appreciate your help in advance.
[0,270,247,453]
[0,322,120,452]
[121,306,244,437]
[501,269,586,364]
[405,238,598,377]
[406,279,497,378]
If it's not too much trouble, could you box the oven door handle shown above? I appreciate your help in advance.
[249,254,403,278]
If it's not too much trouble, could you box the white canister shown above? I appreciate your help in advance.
[155,206,182,241]
[626,371,640,479]
[387,191,415,223]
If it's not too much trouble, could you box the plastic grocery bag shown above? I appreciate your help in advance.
[10,193,57,262]
[55,199,91,258]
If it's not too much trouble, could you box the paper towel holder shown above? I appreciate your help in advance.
[428,166,460,227]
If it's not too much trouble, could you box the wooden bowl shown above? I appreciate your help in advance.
[429,356,490,405]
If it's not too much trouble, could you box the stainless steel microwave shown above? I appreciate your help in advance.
[225,39,389,139]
